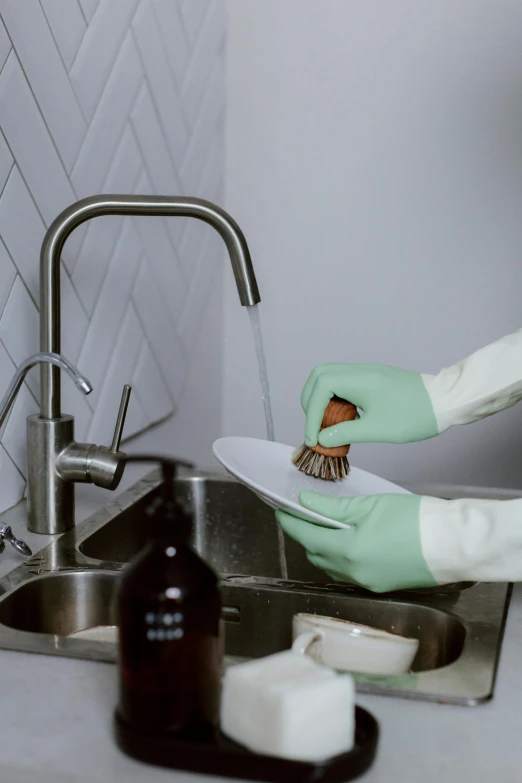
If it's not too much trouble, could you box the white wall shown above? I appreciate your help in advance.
[224,0,522,489]
[0,0,226,513]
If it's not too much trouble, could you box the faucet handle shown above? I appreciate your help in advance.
[56,384,132,493]
[110,384,132,452]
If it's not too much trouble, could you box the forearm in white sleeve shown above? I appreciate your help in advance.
[420,496,522,583]
[421,329,522,433]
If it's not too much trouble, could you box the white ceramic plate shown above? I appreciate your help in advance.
[213,437,410,529]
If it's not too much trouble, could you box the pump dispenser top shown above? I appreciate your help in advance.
[126,453,193,540]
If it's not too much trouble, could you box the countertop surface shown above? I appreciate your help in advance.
[0,484,520,783]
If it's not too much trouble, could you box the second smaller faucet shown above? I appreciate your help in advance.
[0,350,130,536]
[0,352,102,552]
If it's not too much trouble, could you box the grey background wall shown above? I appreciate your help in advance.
[0,0,519,517]
[223,0,522,490]
[0,0,226,513]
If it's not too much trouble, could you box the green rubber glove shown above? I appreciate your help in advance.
[301,363,438,448]
[276,491,437,593]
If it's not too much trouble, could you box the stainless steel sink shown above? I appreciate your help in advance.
[79,476,290,578]
[76,474,471,595]
[0,471,511,705]
[0,569,463,670]
[0,570,118,636]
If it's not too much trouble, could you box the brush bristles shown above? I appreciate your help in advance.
[292,444,349,481]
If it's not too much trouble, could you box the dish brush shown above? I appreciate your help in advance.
[292,396,357,480]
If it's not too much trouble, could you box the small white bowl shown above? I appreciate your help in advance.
[292,613,419,675]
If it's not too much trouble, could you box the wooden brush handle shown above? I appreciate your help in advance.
[312,396,357,458]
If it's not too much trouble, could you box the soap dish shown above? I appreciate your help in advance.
[114,706,378,782]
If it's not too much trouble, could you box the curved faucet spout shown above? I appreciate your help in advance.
[0,352,92,429]
[40,195,260,419]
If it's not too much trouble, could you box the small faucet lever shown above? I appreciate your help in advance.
[111,385,132,452]
[53,385,132,500]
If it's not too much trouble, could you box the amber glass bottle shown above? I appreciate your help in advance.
[116,455,222,742]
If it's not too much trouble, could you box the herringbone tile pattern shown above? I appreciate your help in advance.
[0,0,226,511]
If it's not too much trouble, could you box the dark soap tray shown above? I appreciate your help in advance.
[115,705,378,782]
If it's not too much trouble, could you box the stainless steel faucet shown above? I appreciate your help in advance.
[0,352,92,551]
[27,195,260,535]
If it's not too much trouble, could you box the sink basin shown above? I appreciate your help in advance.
[78,475,316,580]
[0,570,118,636]
[79,477,287,578]
[0,470,511,705]
[0,569,463,671]
[76,475,469,595]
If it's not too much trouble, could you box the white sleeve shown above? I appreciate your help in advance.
[421,329,522,433]
[420,496,522,584]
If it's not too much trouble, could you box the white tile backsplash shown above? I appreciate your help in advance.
[0,129,12,194]
[0,0,226,514]
[197,133,224,204]
[181,64,225,192]
[86,303,146,444]
[69,0,139,122]
[0,339,16,405]
[0,17,10,73]
[180,0,209,46]
[152,0,190,85]
[0,53,77,226]
[78,0,100,25]
[0,445,24,511]
[0,239,16,316]
[60,269,89,362]
[132,258,187,402]
[2,384,38,474]
[0,166,44,301]
[70,33,143,200]
[78,220,143,401]
[130,84,182,196]
[132,0,188,163]
[0,0,87,171]
[0,342,22,502]
[177,228,222,356]
[0,276,39,399]
[182,1,226,127]
[131,336,174,424]
[40,0,86,70]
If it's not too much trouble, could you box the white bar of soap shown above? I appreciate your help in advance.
[221,650,355,761]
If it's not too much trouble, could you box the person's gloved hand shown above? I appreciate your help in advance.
[276,491,437,593]
[301,363,438,448]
